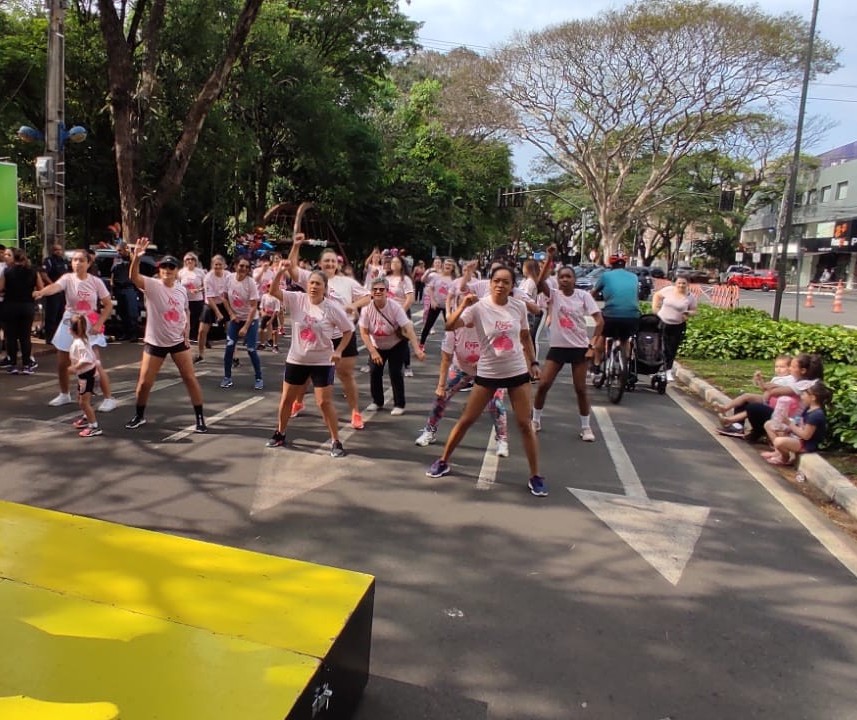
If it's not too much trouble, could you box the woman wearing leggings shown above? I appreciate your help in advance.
[0,248,42,374]
[419,257,457,347]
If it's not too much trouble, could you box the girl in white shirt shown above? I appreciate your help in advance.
[426,265,548,498]
[68,314,101,437]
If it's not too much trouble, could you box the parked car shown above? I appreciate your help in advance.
[671,264,712,284]
[575,266,607,299]
[649,266,666,279]
[627,266,654,300]
[727,269,779,292]
[719,264,753,284]
[572,264,598,279]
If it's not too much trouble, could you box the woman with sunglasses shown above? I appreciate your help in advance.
[178,252,206,344]
[266,260,354,456]
[220,258,263,390]
[195,255,231,363]
[123,239,207,432]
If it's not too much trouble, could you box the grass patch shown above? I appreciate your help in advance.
[677,357,765,397]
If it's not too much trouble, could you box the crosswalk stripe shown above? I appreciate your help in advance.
[159,396,265,442]
[476,428,499,490]
[17,360,143,392]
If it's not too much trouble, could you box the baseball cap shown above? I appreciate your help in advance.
[158,255,179,268]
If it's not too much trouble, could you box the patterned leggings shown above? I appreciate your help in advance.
[423,367,508,440]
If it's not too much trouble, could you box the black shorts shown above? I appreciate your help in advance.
[602,316,639,341]
[200,302,227,325]
[77,367,97,395]
[474,372,531,390]
[546,346,588,366]
[283,362,335,388]
[334,332,358,358]
[260,314,278,330]
[144,341,190,358]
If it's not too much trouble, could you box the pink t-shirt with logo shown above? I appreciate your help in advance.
[428,274,455,307]
[359,300,409,351]
[141,276,189,347]
[441,326,481,376]
[259,293,281,316]
[296,269,368,338]
[226,274,260,322]
[178,267,205,302]
[387,275,414,306]
[460,295,528,379]
[547,287,600,349]
[254,267,275,294]
[57,273,110,331]
[283,292,353,366]
[203,270,231,302]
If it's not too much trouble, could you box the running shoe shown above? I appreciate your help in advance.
[580,428,596,442]
[194,355,204,364]
[125,415,147,429]
[351,411,365,429]
[0,356,11,367]
[220,377,233,389]
[79,426,103,438]
[27,358,38,370]
[48,392,73,407]
[256,343,265,351]
[330,440,346,458]
[6,366,19,375]
[359,365,370,374]
[98,397,118,412]
[195,420,208,434]
[528,475,548,497]
[266,431,286,448]
[364,403,380,412]
[426,459,450,478]
[415,429,437,446]
[403,368,414,377]
[254,378,264,391]
[21,364,35,375]
[531,417,541,432]
[496,439,509,457]
[716,423,745,438]
[272,346,280,353]
[460,381,473,392]
[233,357,240,368]
[290,401,305,418]
[72,416,89,429]
[390,407,405,416]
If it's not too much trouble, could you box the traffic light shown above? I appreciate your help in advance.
[718,190,736,212]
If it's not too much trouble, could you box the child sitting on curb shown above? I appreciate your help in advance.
[762,381,831,466]
[715,355,796,436]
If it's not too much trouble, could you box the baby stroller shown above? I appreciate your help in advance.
[628,313,667,395]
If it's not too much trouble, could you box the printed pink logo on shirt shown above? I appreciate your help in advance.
[163,309,181,323]
[86,311,100,328]
[559,311,575,329]
[492,334,513,352]
[75,299,92,311]
[232,295,245,308]
[299,322,317,344]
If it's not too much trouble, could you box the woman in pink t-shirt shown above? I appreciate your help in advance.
[33,248,117,412]
[195,255,231,362]
[387,255,416,376]
[652,277,698,382]
[122,238,207,433]
[531,246,604,442]
[178,252,206,343]
[266,260,354,457]
[419,257,457,346]
[425,265,548,498]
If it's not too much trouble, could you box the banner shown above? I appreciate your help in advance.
[0,162,19,245]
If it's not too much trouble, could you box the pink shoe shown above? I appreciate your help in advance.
[72,416,89,429]
[766,454,793,466]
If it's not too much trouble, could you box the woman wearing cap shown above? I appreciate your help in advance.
[220,257,263,390]
[359,276,424,416]
[266,259,354,456]
[195,254,231,363]
[178,252,206,343]
[123,239,207,433]
[425,264,547,497]
[33,248,118,411]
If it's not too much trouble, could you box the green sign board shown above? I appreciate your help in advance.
[0,162,19,246]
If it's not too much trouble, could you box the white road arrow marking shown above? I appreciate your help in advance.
[568,406,710,586]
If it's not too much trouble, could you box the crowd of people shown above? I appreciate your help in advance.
[0,239,831,493]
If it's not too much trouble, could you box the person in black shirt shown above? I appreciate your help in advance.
[0,248,43,374]
[41,243,69,342]
[110,241,140,341]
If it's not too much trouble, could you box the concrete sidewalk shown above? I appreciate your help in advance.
[674,362,857,522]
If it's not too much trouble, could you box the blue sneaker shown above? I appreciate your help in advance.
[254,377,264,391]
[220,377,233,389]
[426,459,450,478]
[528,475,548,497]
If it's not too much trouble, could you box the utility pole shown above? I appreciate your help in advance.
[43,0,67,255]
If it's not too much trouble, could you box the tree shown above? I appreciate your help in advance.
[488,0,840,259]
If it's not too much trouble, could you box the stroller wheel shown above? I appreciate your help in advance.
[650,377,657,389]
[657,378,667,395]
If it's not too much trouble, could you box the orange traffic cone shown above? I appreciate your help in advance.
[832,280,844,313]
[804,284,814,308]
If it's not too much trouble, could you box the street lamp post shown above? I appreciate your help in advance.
[17,0,86,257]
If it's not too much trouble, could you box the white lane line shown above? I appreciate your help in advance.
[19,360,143,392]
[591,405,647,499]
[669,387,857,580]
[160,396,265,442]
[476,428,499,490]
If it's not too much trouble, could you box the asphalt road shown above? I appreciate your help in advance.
[731,286,856,327]
[2,321,857,719]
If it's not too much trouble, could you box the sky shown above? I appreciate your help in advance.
[399,0,857,181]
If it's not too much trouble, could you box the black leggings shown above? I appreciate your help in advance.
[4,302,34,365]
[420,306,446,345]
[370,340,408,409]
[660,321,687,370]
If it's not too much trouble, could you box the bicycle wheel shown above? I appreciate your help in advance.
[607,346,626,404]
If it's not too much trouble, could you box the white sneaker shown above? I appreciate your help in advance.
[49,392,73,407]
[365,403,380,412]
[531,417,541,432]
[98,397,118,412]
[666,369,675,382]
[390,407,405,416]
[403,368,414,377]
[579,427,596,442]
[415,430,437,446]
[360,365,370,374]
[496,439,509,457]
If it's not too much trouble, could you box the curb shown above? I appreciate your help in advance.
[673,362,857,522]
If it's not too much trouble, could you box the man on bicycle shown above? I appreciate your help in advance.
[591,255,640,376]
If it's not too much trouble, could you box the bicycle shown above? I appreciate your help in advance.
[592,335,634,404]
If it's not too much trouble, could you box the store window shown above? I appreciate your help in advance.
[836,181,848,200]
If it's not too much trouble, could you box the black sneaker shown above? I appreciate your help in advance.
[330,440,346,458]
[125,415,147,430]
[266,431,286,448]
[0,356,12,367]
[716,423,745,438]
[28,357,38,370]
[194,420,208,434]
[233,357,240,368]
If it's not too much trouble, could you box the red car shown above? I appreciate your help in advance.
[727,270,778,291]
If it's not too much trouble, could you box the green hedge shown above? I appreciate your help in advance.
[680,305,857,450]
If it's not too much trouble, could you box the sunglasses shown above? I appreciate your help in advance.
[237,264,250,269]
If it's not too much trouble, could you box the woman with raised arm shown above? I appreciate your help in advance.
[425,265,548,498]
[266,259,354,456]
[33,248,117,411]
[123,238,207,433]
[531,246,604,441]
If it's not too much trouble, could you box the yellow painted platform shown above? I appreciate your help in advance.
[0,500,375,719]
